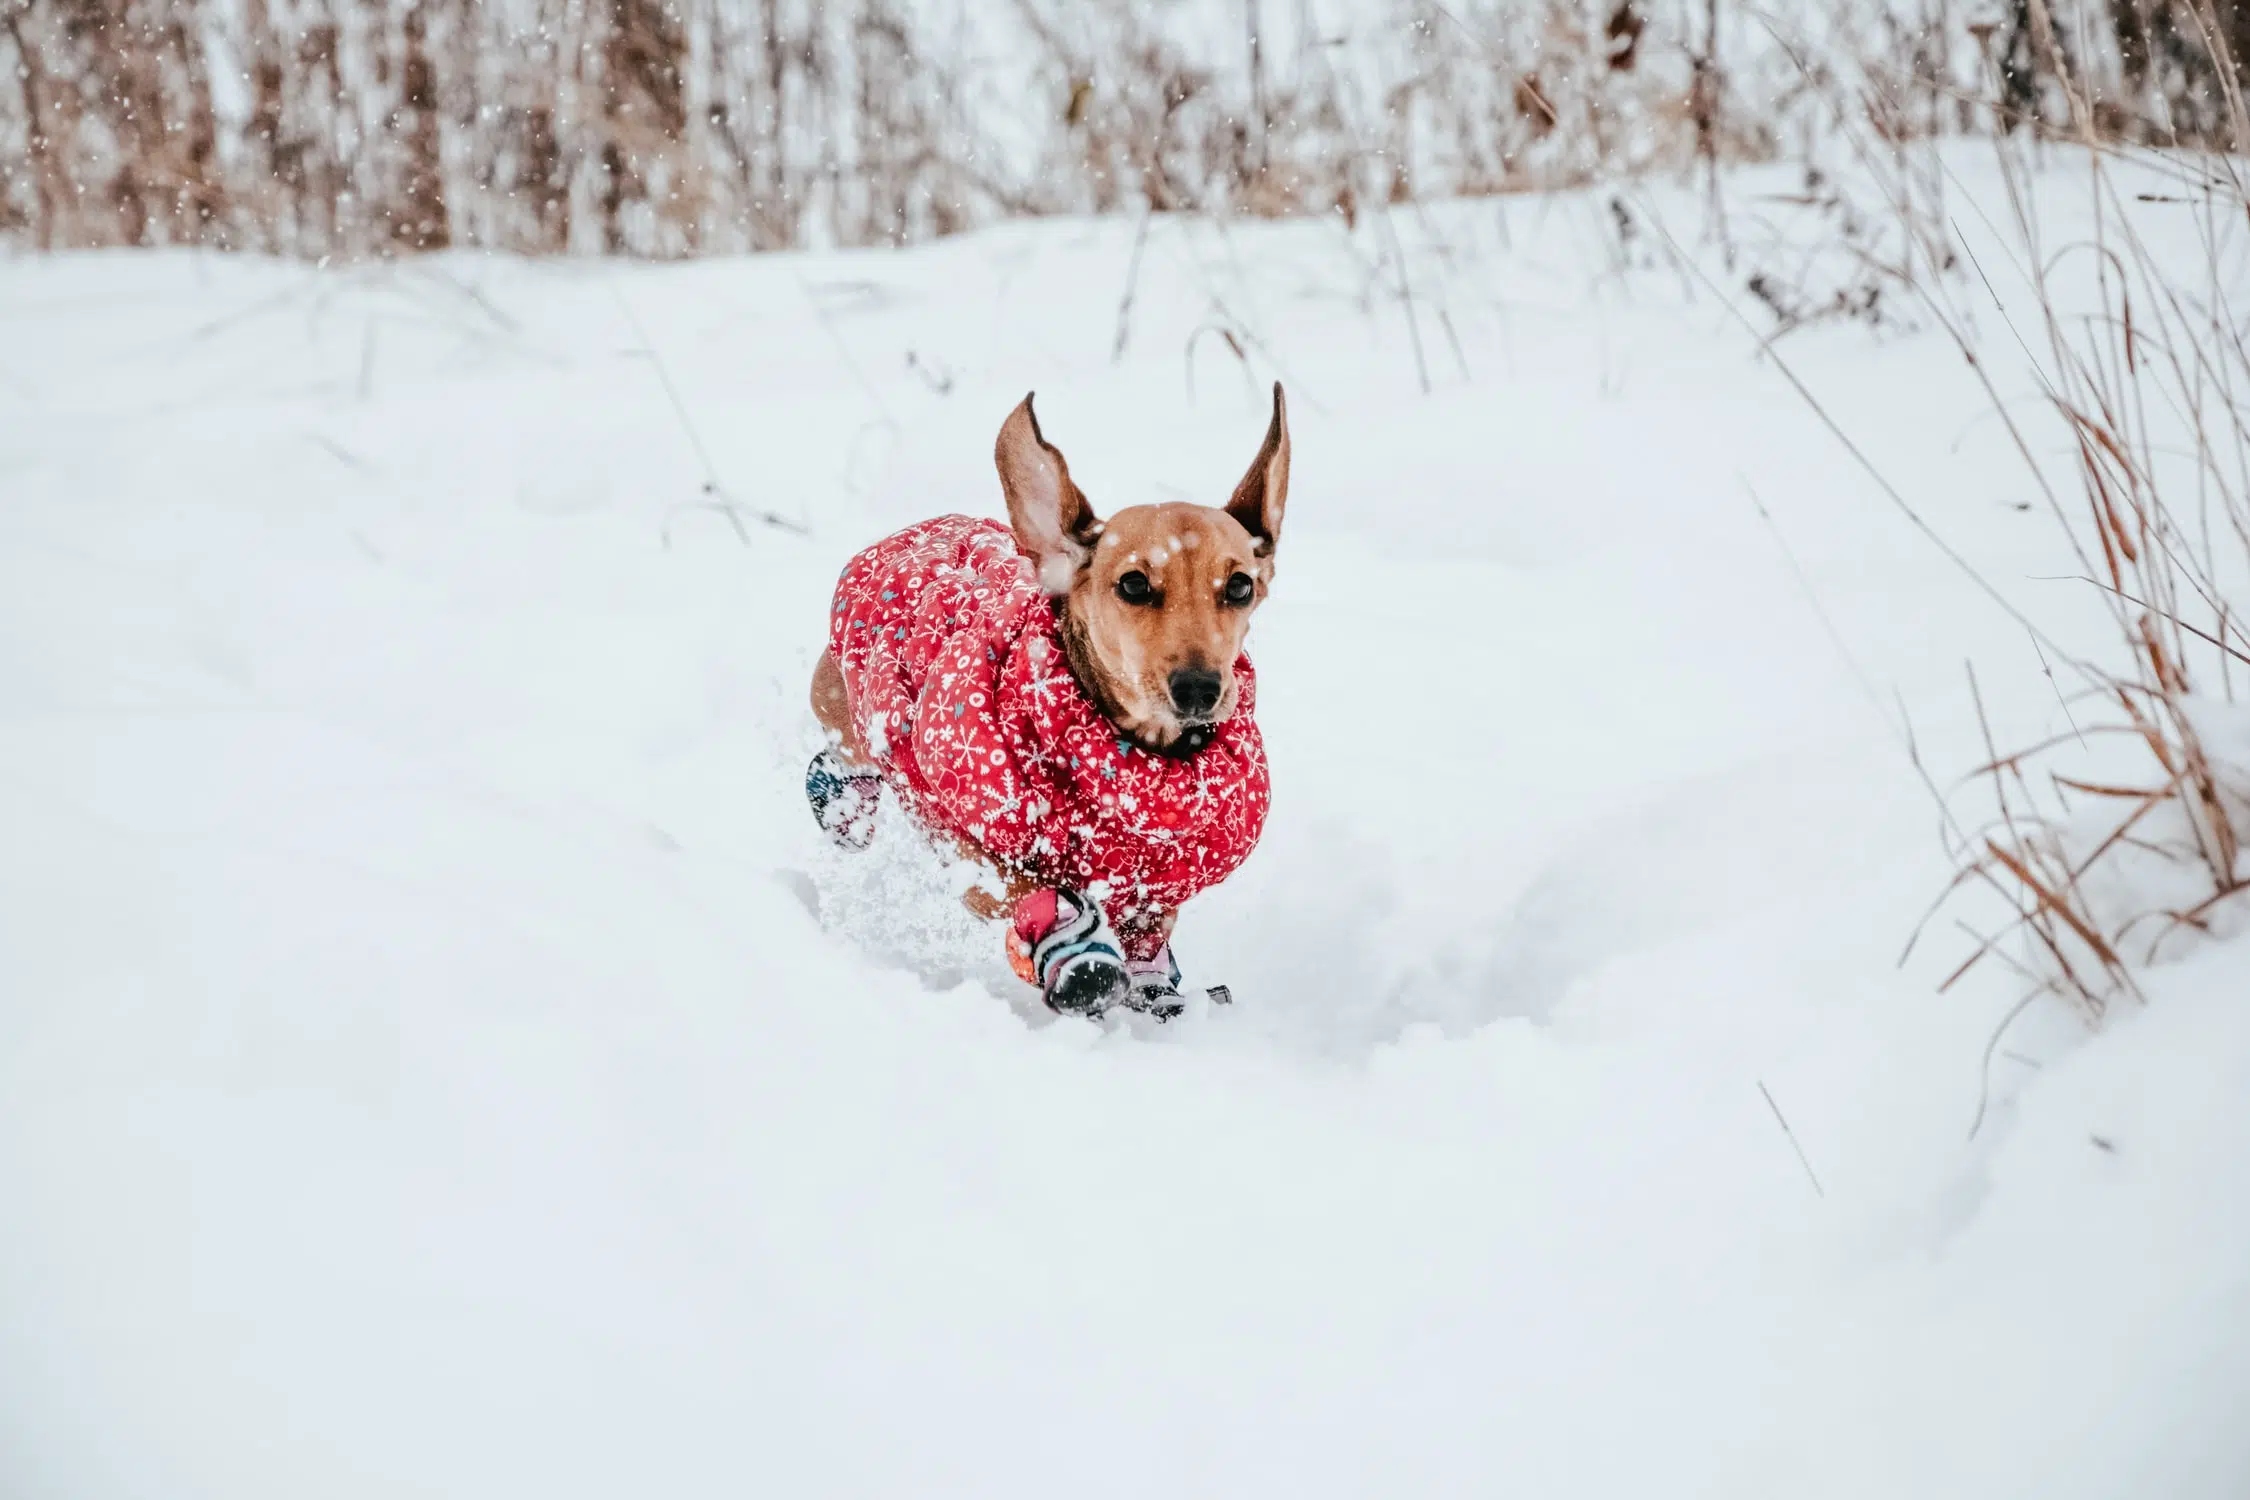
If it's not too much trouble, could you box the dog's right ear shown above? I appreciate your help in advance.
[1225,382,1290,559]
[995,393,1101,594]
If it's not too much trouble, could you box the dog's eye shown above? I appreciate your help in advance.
[1223,571,1256,606]
[1116,570,1155,605]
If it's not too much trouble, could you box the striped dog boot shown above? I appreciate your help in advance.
[1006,888,1131,1017]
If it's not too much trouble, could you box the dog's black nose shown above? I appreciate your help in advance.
[1168,667,1223,720]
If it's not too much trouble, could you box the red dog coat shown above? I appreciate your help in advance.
[829,515,1270,958]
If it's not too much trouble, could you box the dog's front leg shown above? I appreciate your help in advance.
[951,835,1038,922]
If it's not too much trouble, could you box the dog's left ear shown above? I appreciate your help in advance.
[1225,383,1290,558]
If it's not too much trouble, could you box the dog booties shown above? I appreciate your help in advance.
[1006,888,1193,1020]
[805,749,882,849]
[829,515,1270,959]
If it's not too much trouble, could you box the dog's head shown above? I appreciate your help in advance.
[995,385,1290,756]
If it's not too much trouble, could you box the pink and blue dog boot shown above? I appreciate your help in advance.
[805,749,881,850]
[1124,945,1190,1020]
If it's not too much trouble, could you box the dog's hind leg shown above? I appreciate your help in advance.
[807,649,882,848]
[810,651,1036,926]
[810,648,874,767]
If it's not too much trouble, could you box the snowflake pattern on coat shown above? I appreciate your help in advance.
[829,515,1270,959]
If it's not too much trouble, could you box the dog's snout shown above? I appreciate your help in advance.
[1168,667,1223,720]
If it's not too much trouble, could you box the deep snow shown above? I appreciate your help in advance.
[1,154,2245,1498]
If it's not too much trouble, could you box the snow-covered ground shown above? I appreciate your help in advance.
[2,154,2245,1498]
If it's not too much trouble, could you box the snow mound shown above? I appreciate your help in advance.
[2,160,2246,1498]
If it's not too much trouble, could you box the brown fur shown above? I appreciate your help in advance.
[813,385,1291,920]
